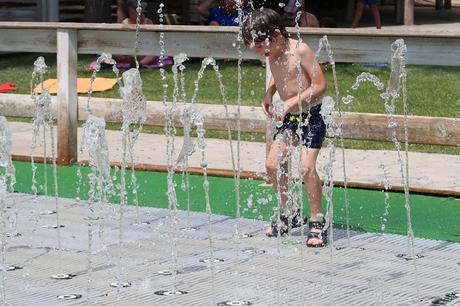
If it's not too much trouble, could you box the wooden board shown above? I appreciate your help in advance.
[0,23,459,38]
[23,29,460,65]
[83,99,460,147]
[340,112,460,146]
[0,24,460,65]
[1,94,459,147]
[77,29,460,65]
[0,28,56,52]
[77,29,256,59]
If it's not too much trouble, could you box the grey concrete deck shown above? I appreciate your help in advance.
[8,121,460,194]
[1,193,459,305]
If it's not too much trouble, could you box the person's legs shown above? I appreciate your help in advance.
[301,147,327,246]
[265,138,290,236]
[351,2,365,28]
[266,139,289,210]
[369,4,382,29]
[300,148,322,220]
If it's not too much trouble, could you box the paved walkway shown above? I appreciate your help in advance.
[8,121,460,195]
[2,193,459,305]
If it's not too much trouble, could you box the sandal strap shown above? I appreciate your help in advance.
[306,229,328,247]
[307,218,328,247]
[307,231,325,240]
[309,219,325,229]
[279,214,290,226]
[270,220,288,237]
[270,210,307,237]
[280,209,306,229]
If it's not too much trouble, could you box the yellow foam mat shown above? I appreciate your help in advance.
[33,78,118,94]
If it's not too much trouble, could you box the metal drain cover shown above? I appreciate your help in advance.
[51,273,75,280]
[217,301,252,306]
[154,290,188,296]
[57,294,82,300]
[110,281,132,288]
[199,258,224,263]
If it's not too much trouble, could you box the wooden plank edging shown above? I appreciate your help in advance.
[2,94,459,147]
[11,154,460,198]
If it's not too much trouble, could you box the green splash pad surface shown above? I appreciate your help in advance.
[9,160,460,243]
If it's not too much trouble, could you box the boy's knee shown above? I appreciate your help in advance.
[265,160,277,174]
[266,160,288,177]
[301,165,317,177]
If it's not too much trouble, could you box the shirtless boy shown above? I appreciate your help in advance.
[242,8,328,247]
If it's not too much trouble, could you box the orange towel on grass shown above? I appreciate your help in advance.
[33,78,118,94]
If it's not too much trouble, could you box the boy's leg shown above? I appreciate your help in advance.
[301,147,325,246]
[265,139,289,236]
[300,147,322,220]
[370,5,382,29]
[351,2,365,28]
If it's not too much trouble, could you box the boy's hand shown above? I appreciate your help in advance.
[283,96,303,119]
[280,107,289,122]
[273,97,293,122]
[261,95,273,118]
[275,106,290,122]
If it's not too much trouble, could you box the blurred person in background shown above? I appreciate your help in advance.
[281,0,319,28]
[197,0,247,26]
[351,0,382,29]
[112,0,158,67]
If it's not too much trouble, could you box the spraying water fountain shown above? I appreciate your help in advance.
[79,114,114,300]
[0,116,16,304]
[29,57,73,281]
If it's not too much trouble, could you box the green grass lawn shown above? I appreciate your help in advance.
[2,53,460,117]
[1,53,459,154]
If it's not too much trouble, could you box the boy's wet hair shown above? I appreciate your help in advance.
[242,8,289,46]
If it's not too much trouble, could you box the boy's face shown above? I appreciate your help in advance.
[250,39,271,57]
[249,32,282,58]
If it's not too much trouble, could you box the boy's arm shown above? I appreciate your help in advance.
[262,76,276,117]
[284,45,326,114]
[266,76,276,96]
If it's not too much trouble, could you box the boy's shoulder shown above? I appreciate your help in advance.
[289,39,315,60]
[290,39,312,54]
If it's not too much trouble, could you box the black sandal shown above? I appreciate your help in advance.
[306,218,328,247]
[266,209,306,237]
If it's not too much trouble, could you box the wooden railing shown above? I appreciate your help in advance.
[0,22,459,165]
